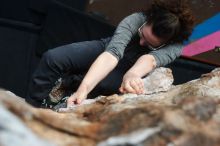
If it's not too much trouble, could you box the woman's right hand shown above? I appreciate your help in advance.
[67,89,88,108]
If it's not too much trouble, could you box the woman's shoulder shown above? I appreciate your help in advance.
[130,12,146,19]
[124,12,147,24]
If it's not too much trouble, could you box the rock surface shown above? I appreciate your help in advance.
[1,67,220,146]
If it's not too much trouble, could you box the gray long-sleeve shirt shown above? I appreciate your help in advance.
[104,12,183,67]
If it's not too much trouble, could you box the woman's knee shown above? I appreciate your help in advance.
[42,49,56,62]
[41,49,64,68]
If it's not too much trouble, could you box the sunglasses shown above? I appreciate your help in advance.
[138,22,166,51]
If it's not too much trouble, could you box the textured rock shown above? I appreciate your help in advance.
[1,67,220,146]
[0,104,55,146]
[143,67,174,94]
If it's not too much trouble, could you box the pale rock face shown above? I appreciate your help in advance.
[0,104,55,146]
[1,68,220,146]
[143,67,174,94]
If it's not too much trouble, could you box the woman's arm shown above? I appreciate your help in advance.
[67,52,118,106]
[120,43,183,94]
[148,43,183,67]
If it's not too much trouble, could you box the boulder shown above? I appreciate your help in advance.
[1,67,220,146]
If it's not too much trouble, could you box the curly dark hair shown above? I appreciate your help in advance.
[144,0,195,43]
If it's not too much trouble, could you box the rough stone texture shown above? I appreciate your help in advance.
[0,104,55,146]
[143,67,174,94]
[1,67,220,146]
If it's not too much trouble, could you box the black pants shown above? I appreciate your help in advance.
[26,38,142,107]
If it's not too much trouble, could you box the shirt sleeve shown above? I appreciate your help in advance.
[105,12,146,60]
[148,43,184,67]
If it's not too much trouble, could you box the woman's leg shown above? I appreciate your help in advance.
[26,39,107,107]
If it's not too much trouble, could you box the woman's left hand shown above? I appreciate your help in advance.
[119,73,145,94]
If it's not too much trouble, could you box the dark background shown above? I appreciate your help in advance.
[0,0,218,98]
